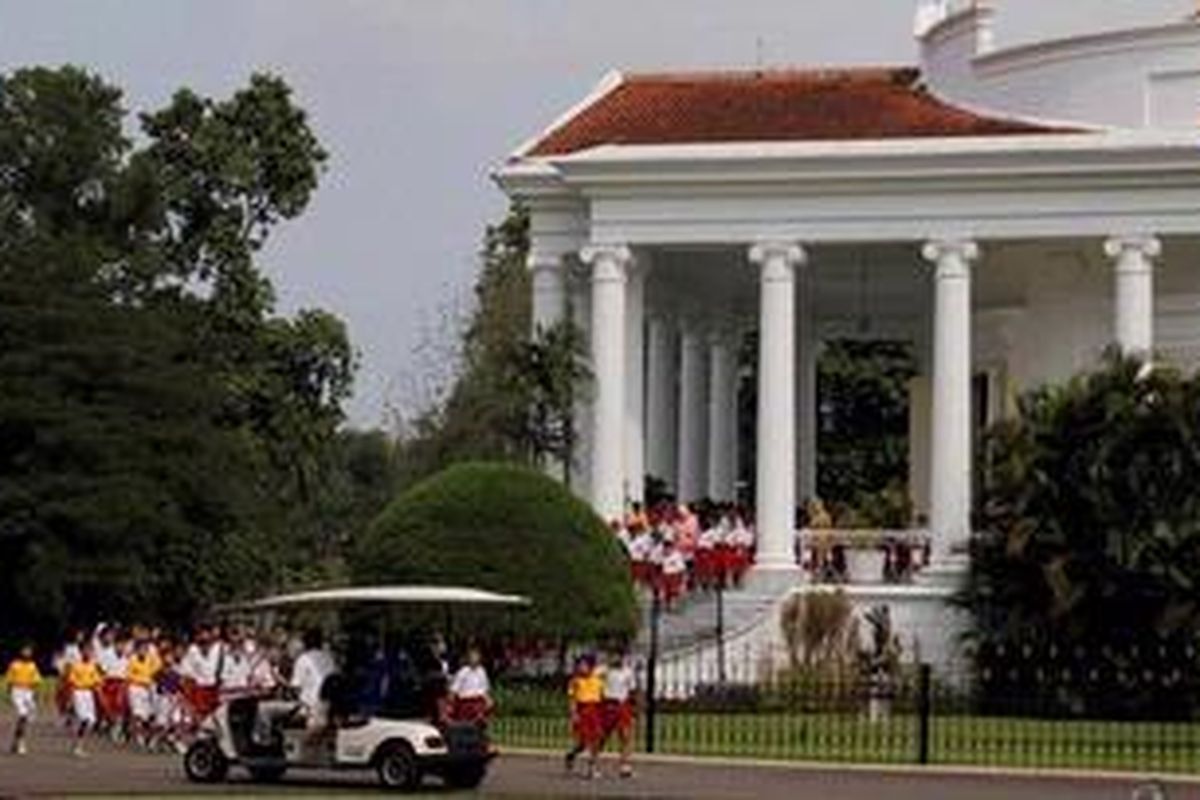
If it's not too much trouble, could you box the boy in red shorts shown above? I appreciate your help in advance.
[564,654,603,779]
[601,649,637,778]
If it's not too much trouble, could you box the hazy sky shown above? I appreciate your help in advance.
[0,0,1188,426]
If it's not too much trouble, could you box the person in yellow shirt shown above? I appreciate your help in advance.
[125,639,160,747]
[564,654,604,779]
[5,644,42,755]
[67,644,103,757]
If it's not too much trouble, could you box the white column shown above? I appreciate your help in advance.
[1105,235,1160,355]
[569,269,593,500]
[795,264,818,505]
[922,239,979,571]
[677,319,709,503]
[707,330,738,502]
[529,252,567,334]
[581,244,631,521]
[750,242,805,571]
[646,313,678,491]
[624,262,646,505]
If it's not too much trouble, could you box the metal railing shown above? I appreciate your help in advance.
[490,643,1200,775]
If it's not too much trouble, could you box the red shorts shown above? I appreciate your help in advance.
[662,572,685,601]
[451,696,490,724]
[572,702,602,747]
[187,683,220,720]
[602,699,634,737]
[98,679,127,721]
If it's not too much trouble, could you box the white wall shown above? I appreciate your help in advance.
[920,5,1200,129]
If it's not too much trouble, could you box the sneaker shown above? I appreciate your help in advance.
[619,763,634,779]
[72,744,88,758]
[564,751,576,774]
[15,741,27,756]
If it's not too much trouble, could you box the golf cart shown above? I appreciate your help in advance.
[182,585,529,791]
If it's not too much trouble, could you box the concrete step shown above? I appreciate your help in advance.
[634,586,779,657]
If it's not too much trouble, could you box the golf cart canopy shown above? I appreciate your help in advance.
[220,585,531,612]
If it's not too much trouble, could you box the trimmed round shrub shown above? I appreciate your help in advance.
[351,462,636,641]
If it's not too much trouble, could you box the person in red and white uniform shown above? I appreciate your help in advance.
[601,650,637,778]
[95,628,129,737]
[660,540,687,608]
[180,625,224,720]
[448,646,493,725]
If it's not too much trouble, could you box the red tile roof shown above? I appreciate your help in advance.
[525,67,1079,157]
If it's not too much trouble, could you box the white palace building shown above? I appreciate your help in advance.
[494,1,1200,668]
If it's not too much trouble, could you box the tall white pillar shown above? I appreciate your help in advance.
[529,252,567,335]
[677,319,709,503]
[569,268,592,501]
[581,244,631,521]
[707,330,738,503]
[922,239,978,572]
[1105,235,1160,355]
[529,251,568,479]
[624,262,646,505]
[795,263,818,505]
[646,313,678,491]
[750,242,805,572]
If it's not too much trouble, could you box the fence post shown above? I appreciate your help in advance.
[916,662,932,765]
[645,589,661,753]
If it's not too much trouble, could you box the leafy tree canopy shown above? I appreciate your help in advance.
[0,66,353,645]
[351,462,637,642]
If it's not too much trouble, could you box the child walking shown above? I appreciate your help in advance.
[564,654,604,779]
[67,644,103,757]
[601,649,637,778]
[5,644,42,755]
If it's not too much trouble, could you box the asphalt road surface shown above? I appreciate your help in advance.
[1,720,1198,799]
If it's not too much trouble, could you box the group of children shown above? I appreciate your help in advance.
[565,650,637,780]
[5,621,284,758]
[615,501,756,608]
[3,620,513,761]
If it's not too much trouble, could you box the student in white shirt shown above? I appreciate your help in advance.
[218,627,254,698]
[290,629,336,731]
[448,647,493,725]
[660,541,688,607]
[601,650,637,778]
[181,626,225,719]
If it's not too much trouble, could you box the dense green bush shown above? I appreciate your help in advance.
[962,352,1200,718]
[351,462,637,642]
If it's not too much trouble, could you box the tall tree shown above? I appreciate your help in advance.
[0,67,352,644]
[395,204,588,487]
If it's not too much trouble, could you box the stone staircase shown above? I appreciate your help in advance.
[634,584,779,658]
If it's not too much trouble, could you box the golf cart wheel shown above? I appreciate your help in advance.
[247,764,288,783]
[444,763,487,789]
[376,741,421,791]
[184,739,229,783]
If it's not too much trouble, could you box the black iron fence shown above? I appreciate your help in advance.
[490,645,1200,775]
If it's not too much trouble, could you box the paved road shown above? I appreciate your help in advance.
[1,721,1198,799]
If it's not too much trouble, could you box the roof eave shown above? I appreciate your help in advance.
[491,157,569,200]
[509,70,625,161]
[545,131,1200,186]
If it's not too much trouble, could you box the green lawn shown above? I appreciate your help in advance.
[490,694,1200,775]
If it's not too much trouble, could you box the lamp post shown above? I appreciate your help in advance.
[715,563,727,686]
[644,584,661,753]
